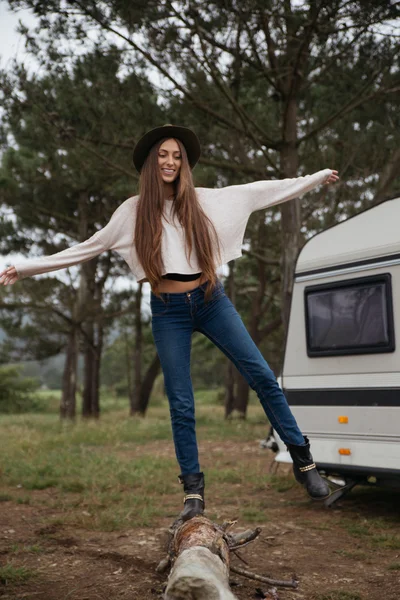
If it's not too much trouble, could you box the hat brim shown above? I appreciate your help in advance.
[133,125,201,173]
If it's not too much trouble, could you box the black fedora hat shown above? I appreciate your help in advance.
[132,124,201,173]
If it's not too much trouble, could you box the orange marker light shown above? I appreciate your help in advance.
[338,416,349,424]
[339,448,351,455]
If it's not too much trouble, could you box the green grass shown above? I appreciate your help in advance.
[241,507,270,523]
[340,517,400,550]
[265,473,296,493]
[1,389,399,537]
[314,592,362,600]
[343,522,372,537]
[0,493,12,502]
[370,534,400,550]
[0,389,271,530]
[10,544,45,555]
[0,564,37,585]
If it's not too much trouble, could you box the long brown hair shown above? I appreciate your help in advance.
[134,138,221,300]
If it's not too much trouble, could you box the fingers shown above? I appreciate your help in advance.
[325,170,339,185]
[0,266,18,286]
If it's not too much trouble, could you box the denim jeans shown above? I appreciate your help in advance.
[150,279,305,475]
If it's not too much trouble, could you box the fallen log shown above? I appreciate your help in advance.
[164,516,234,599]
[159,516,297,600]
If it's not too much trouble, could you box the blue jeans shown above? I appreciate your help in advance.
[150,279,304,475]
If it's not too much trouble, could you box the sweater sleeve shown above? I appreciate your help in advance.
[14,198,133,281]
[224,169,333,215]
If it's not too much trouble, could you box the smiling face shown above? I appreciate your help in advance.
[158,138,182,183]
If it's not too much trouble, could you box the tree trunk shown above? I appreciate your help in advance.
[280,94,300,334]
[225,363,236,419]
[77,191,103,418]
[92,321,103,416]
[224,261,238,419]
[234,373,249,419]
[161,516,286,599]
[132,352,161,416]
[82,316,103,418]
[372,147,400,206]
[124,328,134,407]
[60,325,79,419]
[164,517,236,600]
[130,283,143,414]
[82,319,95,417]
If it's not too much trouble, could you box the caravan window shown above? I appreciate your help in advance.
[305,274,395,356]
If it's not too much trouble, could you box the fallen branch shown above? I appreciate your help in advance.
[230,565,298,589]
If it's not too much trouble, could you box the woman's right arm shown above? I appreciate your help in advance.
[0,197,135,285]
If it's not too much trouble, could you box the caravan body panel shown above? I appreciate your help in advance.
[281,198,400,479]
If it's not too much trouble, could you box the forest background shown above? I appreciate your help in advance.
[0,0,399,419]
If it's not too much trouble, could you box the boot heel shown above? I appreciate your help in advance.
[288,437,330,500]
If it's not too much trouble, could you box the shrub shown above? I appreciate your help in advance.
[0,365,42,413]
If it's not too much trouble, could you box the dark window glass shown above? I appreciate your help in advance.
[305,275,395,356]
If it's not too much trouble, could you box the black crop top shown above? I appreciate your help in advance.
[161,272,202,282]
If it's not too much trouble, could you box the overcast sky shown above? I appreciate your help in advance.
[0,4,37,69]
[0,4,37,275]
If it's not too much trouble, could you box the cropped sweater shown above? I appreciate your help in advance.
[14,169,332,282]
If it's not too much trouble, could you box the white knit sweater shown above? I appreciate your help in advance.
[14,169,332,281]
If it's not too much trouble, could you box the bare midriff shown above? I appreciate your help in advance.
[138,273,209,293]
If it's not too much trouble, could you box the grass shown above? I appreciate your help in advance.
[1,388,399,537]
[314,592,362,600]
[0,493,12,502]
[241,507,270,523]
[266,473,296,493]
[0,389,270,530]
[10,544,45,555]
[340,517,400,550]
[0,564,37,585]
[370,534,400,549]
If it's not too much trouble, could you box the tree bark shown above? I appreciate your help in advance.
[82,316,103,418]
[161,516,291,598]
[164,517,236,600]
[60,325,78,419]
[225,363,236,419]
[233,373,249,418]
[132,352,161,415]
[280,94,300,334]
[82,318,95,417]
[224,261,238,419]
[130,283,143,414]
[372,147,400,206]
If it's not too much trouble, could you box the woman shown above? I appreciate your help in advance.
[0,124,339,521]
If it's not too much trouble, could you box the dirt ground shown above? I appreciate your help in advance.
[0,440,399,600]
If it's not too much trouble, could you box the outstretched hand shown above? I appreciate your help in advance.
[0,266,18,286]
[324,170,339,185]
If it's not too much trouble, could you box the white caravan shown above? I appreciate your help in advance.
[274,196,400,504]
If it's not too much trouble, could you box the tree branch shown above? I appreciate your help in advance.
[259,316,282,340]
[298,70,400,144]
[230,564,297,589]
[242,248,280,266]
[194,27,279,160]
[74,138,138,180]
[69,0,258,141]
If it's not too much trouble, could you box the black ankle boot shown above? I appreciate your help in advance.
[287,436,330,500]
[178,472,205,521]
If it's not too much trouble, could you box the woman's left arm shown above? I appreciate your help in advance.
[225,168,339,214]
